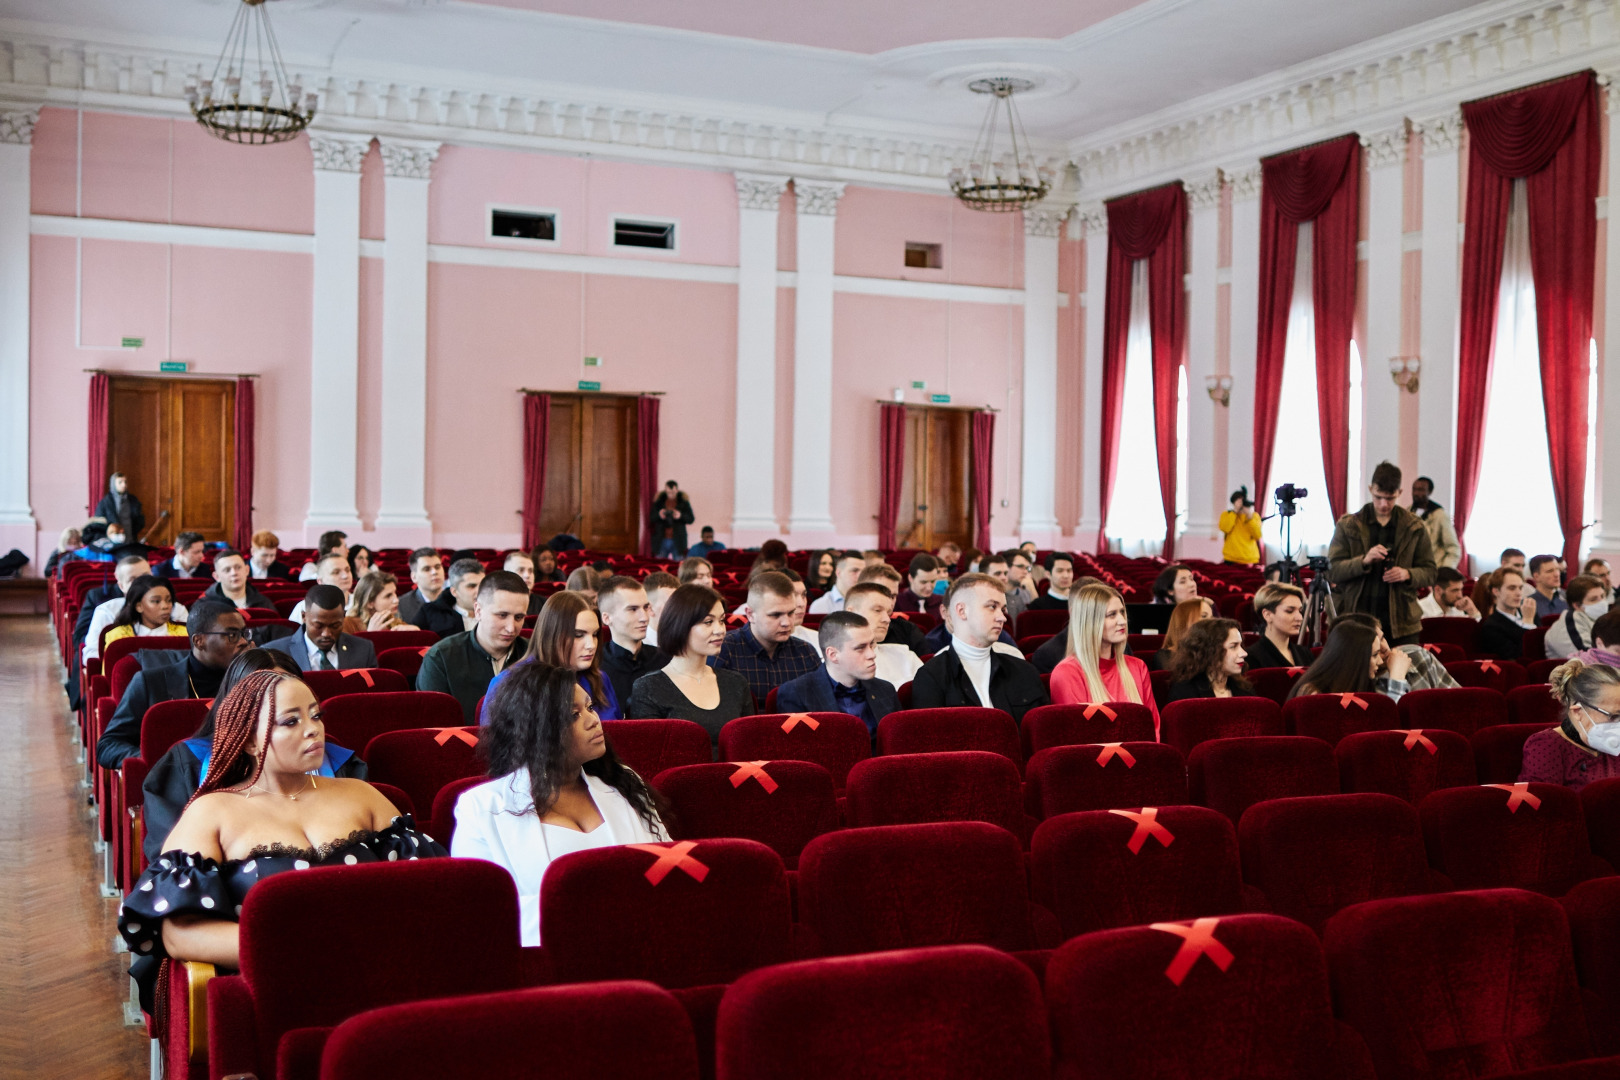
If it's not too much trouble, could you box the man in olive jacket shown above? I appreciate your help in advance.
[1326,461,1437,645]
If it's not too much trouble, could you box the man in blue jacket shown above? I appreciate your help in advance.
[774,610,900,737]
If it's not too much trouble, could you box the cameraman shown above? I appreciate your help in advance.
[1219,488,1264,566]
[1326,460,1437,646]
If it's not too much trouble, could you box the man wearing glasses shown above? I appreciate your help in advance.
[96,602,251,768]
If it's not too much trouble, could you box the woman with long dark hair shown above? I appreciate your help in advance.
[102,575,188,651]
[453,662,666,946]
[1147,596,1214,672]
[1288,617,1412,702]
[628,583,755,743]
[1165,618,1258,702]
[483,590,620,721]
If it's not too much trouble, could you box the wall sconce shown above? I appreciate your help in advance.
[1389,356,1421,393]
[1205,374,1233,407]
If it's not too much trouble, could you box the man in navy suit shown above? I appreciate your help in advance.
[263,585,379,671]
[774,611,900,737]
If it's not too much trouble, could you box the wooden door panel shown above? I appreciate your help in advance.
[539,399,582,538]
[582,399,637,552]
[170,382,234,537]
[107,381,165,537]
[926,409,971,553]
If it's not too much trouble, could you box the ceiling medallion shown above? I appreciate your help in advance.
[187,0,316,145]
[949,77,1051,213]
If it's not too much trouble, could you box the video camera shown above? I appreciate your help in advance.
[1274,483,1309,518]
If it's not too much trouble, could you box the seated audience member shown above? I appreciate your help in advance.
[844,581,924,687]
[344,570,414,634]
[96,602,251,768]
[776,611,900,736]
[62,518,130,567]
[101,576,188,652]
[485,590,620,721]
[1166,618,1258,702]
[119,667,439,1014]
[1476,567,1536,661]
[688,526,725,558]
[1152,563,1200,606]
[44,527,81,578]
[503,550,544,615]
[454,662,665,946]
[1419,566,1481,620]
[862,549,886,568]
[1410,475,1462,569]
[1582,558,1612,617]
[1028,552,1078,611]
[285,551,356,624]
[247,530,291,581]
[263,585,379,672]
[1007,547,1040,604]
[778,568,818,648]
[857,564,925,656]
[1340,611,1459,694]
[806,550,836,591]
[712,571,820,704]
[1518,659,1620,791]
[1575,610,1620,669]
[1499,548,1528,576]
[1050,583,1157,729]
[1019,541,1049,586]
[417,571,530,724]
[1289,616,1414,704]
[298,529,348,581]
[1245,582,1314,670]
[201,549,274,612]
[912,573,1048,723]
[920,600,1020,656]
[397,547,447,624]
[1528,554,1571,621]
[934,541,963,576]
[83,555,191,661]
[565,565,600,607]
[413,558,484,639]
[1027,577,1109,675]
[532,547,566,584]
[749,539,789,576]
[808,551,863,615]
[348,544,375,581]
[1546,575,1603,660]
[629,583,756,742]
[678,556,715,588]
[1219,489,1265,566]
[154,532,207,581]
[982,551,1028,625]
[1147,597,1215,672]
[640,571,681,647]
[596,576,670,708]
[895,554,945,614]
[141,649,369,863]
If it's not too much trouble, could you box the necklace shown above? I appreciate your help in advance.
[242,774,316,801]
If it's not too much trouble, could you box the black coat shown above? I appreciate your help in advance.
[94,492,146,541]
[910,647,1049,723]
[412,590,468,640]
[98,652,196,769]
[73,582,123,648]
[649,492,695,553]
[774,667,901,736]
[1164,674,1263,703]
[1476,612,1526,662]
[201,581,276,612]
[1029,631,1068,675]
[1245,634,1314,671]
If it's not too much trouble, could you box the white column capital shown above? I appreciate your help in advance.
[378,139,442,179]
[1361,124,1409,170]
[1415,111,1463,154]
[735,172,790,211]
[309,133,373,173]
[1077,203,1107,234]
[1603,74,1620,110]
[1023,206,1069,238]
[1186,171,1224,212]
[793,179,846,216]
[1225,163,1263,202]
[0,107,41,145]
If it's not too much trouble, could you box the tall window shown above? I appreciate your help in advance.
[1106,260,1188,554]
[1263,223,1335,558]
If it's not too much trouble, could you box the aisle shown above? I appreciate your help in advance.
[0,615,147,1079]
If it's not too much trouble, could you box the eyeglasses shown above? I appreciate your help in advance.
[200,628,249,643]
[1579,701,1618,721]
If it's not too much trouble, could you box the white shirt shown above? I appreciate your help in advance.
[951,635,995,709]
[451,768,665,946]
[1545,610,1595,660]
[807,587,845,615]
[792,624,820,648]
[874,642,924,687]
[1419,594,1480,621]
[167,557,199,579]
[458,606,477,633]
[304,633,340,671]
[645,626,659,648]
[298,562,318,581]
[85,596,190,660]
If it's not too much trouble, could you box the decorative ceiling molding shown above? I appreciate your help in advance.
[1023,206,1069,238]
[1185,170,1223,211]
[1361,123,1409,169]
[379,138,442,179]
[794,180,847,216]
[0,104,37,144]
[1077,203,1106,233]
[1225,163,1263,202]
[1415,109,1464,153]
[309,133,373,173]
[735,172,790,211]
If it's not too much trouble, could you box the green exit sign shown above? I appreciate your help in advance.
[911,380,926,389]
[929,393,951,404]
[160,360,188,373]
[577,380,601,392]
[583,356,600,367]
[122,337,144,349]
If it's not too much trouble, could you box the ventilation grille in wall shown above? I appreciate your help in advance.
[905,242,943,269]
[491,209,556,241]
[614,219,676,250]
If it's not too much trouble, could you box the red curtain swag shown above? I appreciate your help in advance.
[1097,182,1187,558]
[1455,70,1599,569]
[636,396,661,557]
[232,378,255,552]
[1252,133,1361,521]
[521,393,551,552]
[970,409,995,553]
[877,403,906,550]
[87,372,109,517]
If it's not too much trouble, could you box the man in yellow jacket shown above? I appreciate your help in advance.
[1219,488,1264,565]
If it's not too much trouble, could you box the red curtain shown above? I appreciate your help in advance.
[970,409,995,553]
[1253,133,1361,520]
[521,393,551,551]
[636,395,661,557]
[87,372,109,517]
[877,403,906,549]
[232,377,255,552]
[1097,182,1186,557]
[1455,71,1599,570]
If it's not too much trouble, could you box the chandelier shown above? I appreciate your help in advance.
[188,0,316,145]
[949,77,1052,213]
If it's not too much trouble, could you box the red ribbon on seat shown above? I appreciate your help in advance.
[1094,742,1137,768]
[1480,661,1501,675]
[729,760,778,794]
[1338,694,1369,711]
[1287,667,1306,677]
[1486,782,1542,813]
[1423,644,1443,655]
[416,647,431,657]
[1083,703,1118,722]
[1109,807,1174,854]
[780,712,820,734]
[625,841,710,885]
[341,669,376,687]
[1397,729,1437,755]
[1150,918,1235,986]
[431,727,478,747]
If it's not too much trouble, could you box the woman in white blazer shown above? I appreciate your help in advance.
[452,662,666,946]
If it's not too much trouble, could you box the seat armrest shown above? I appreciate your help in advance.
[184,961,216,1064]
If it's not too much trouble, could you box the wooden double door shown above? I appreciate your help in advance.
[106,376,236,546]
[537,393,641,552]
[897,405,975,553]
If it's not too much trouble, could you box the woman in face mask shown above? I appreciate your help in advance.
[1518,659,1620,791]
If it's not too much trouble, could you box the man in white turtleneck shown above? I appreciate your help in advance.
[909,573,1049,723]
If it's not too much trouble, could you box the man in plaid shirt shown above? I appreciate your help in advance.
[712,571,821,705]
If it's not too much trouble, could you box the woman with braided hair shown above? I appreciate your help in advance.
[118,668,444,1015]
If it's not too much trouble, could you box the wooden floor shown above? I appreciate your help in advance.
[0,615,148,1079]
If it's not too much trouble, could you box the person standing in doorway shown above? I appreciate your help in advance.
[650,480,694,558]
[94,472,146,544]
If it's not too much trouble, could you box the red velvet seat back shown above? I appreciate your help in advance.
[875,708,1022,773]
[1024,742,1189,819]
[844,751,1029,842]
[1283,692,1398,745]
[1470,723,1555,784]
[1188,736,1338,825]
[796,822,1044,956]
[604,718,714,780]
[111,653,148,703]
[715,946,1050,1080]
[1014,609,1069,637]
[103,634,191,676]
[1419,783,1612,896]
[540,837,792,989]
[426,775,485,847]
[1031,806,1246,939]
[652,761,838,867]
[1048,914,1373,1080]
[376,646,429,682]
[320,982,699,1080]
[1324,889,1593,1080]
[1581,778,1620,871]
[318,691,463,755]
[1445,660,1527,693]
[138,698,211,763]
[1239,794,1448,934]
[1335,729,1476,803]
[1525,658,1563,684]
[350,629,440,654]
[716,713,868,790]
[361,727,483,825]
[1560,876,1620,1049]
[1020,702,1157,757]
[1397,688,1509,738]
[1507,683,1566,727]
[1245,666,1304,704]
[1160,697,1284,757]
[300,668,409,701]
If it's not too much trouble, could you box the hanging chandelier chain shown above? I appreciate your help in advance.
[191,0,316,146]
[950,77,1051,213]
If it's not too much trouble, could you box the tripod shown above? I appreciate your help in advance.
[1274,498,1335,648]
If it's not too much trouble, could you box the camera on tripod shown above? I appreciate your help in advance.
[1274,483,1309,517]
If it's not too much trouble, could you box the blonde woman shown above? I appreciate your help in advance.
[343,571,413,634]
[1050,583,1160,733]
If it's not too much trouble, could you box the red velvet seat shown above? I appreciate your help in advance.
[1470,723,1556,784]
[426,775,484,847]
[1245,666,1305,705]
[349,629,440,654]
[1335,729,1476,803]
[1579,778,1620,872]
[874,707,1022,772]
[376,646,430,683]
[843,751,1032,843]
[365,781,415,819]
[1420,615,1483,654]
[1047,914,1375,1080]
[1444,659,1527,694]
[1016,633,1053,656]
[604,718,714,780]
[1397,687,1509,738]
[1418,783,1615,896]
[1560,876,1620,1055]
[1525,658,1564,684]
[101,634,191,678]
[320,981,700,1080]
[795,822,1057,956]
[1014,609,1069,637]
[1417,641,1467,665]
[1239,793,1450,934]
[717,713,868,790]
[1324,889,1613,1080]
[652,761,838,869]
[1160,696,1285,757]
[1024,742,1189,819]
[361,727,482,827]
[1030,806,1255,940]
[540,837,793,989]
[1149,668,1173,709]
[715,946,1050,1080]
[318,692,463,756]
[1188,736,1338,825]
[1283,691,1398,745]
[1507,682,1566,727]
[1020,702,1157,757]
[300,668,409,701]
[117,698,211,887]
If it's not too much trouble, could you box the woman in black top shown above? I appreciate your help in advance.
[628,583,754,746]
[1245,581,1314,670]
[1165,619,1260,702]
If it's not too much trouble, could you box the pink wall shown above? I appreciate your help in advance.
[834,186,1023,288]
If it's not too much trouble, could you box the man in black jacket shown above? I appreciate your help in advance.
[413,558,485,639]
[911,573,1048,723]
[775,611,901,737]
[153,533,208,580]
[199,549,275,611]
[93,473,146,542]
[417,572,531,723]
